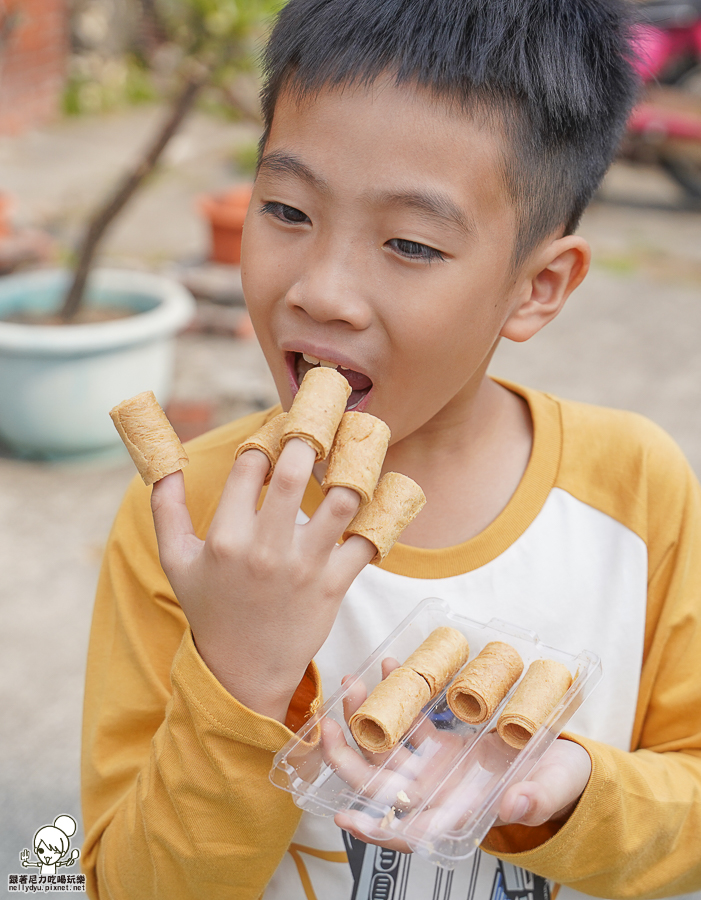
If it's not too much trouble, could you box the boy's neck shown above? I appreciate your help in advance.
[380,376,533,549]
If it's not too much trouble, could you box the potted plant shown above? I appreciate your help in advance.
[0,0,275,459]
[198,182,253,265]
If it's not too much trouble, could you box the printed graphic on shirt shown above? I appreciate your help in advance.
[343,832,552,900]
[8,814,85,893]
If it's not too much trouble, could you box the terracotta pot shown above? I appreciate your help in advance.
[198,184,253,265]
[0,193,14,239]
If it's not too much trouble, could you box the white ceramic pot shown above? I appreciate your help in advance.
[0,268,195,459]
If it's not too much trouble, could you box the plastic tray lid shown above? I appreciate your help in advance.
[271,597,602,868]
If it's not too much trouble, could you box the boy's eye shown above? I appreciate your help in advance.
[387,238,445,262]
[260,201,310,225]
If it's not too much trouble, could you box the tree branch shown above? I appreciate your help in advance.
[60,69,208,321]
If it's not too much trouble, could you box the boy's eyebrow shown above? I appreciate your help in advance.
[257,151,330,194]
[258,151,474,237]
[371,189,475,239]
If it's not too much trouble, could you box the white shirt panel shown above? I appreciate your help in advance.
[264,488,649,900]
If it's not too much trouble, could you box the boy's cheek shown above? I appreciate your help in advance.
[240,212,264,289]
[242,218,297,307]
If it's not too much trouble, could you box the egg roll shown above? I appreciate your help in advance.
[497,658,573,749]
[110,391,188,486]
[281,367,351,461]
[343,472,426,563]
[403,626,470,697]
[321,411,391,504]
[349,627,469,753]
[350,666,431,754]
[234,413,287,484]
[446,641,524,724]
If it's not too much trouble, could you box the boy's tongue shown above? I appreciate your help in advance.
[344,370,372,409]
[340,368,372,392]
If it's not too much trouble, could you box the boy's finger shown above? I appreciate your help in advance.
[334,810,413,854]
[342,676,367,723]
[207,448,271,537]
[303,485,361,557]
[150,471,200,568]
[320,719,373,790]
[381,657,400,679]
[256,438,318,542]
[498,745,589,826]
[329,533,378,584]
[498,782,555,827]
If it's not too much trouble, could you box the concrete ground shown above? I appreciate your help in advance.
[1,103,700,882]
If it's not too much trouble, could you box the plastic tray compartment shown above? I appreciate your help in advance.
[270,597,601,868]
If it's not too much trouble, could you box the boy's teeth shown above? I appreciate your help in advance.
[301,353,339,369]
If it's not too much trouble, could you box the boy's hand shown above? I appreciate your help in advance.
[327,663,591,852]
[335,738,590,853]
[150,438,375,723]
[496,738,591,826]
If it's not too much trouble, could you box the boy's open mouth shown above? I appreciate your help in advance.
[289,351,373,410]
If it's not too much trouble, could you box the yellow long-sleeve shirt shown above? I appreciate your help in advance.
[81,382,701,899]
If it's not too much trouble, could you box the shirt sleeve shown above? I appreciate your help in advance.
[482,427,701,897]
[80,468,321,900]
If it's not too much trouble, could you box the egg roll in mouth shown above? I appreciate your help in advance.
[290,351,373,411]
[281,367,351,461]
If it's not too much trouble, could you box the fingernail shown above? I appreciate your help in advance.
[511,796,529,821]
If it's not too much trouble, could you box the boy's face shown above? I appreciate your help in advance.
[242,79,525,444]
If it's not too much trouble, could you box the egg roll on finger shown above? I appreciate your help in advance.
[343,472,426,563]
[321,411,391,504]
[110,391,188,486]
[234,413,287,484]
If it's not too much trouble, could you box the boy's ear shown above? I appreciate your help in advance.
[500,235,590,343]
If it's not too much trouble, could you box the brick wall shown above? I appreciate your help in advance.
[0,0,68,136]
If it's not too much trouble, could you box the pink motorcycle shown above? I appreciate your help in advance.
[624,0,701,198]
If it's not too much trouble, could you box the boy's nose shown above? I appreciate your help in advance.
[284,250,373,330]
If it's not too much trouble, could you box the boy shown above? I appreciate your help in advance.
[81,1,701,898]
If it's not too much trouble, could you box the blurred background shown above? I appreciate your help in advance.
[1,0,700,882]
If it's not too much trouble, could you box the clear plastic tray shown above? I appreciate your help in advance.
[270,597,602,868]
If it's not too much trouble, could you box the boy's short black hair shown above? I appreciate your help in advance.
[259,0,639,267]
